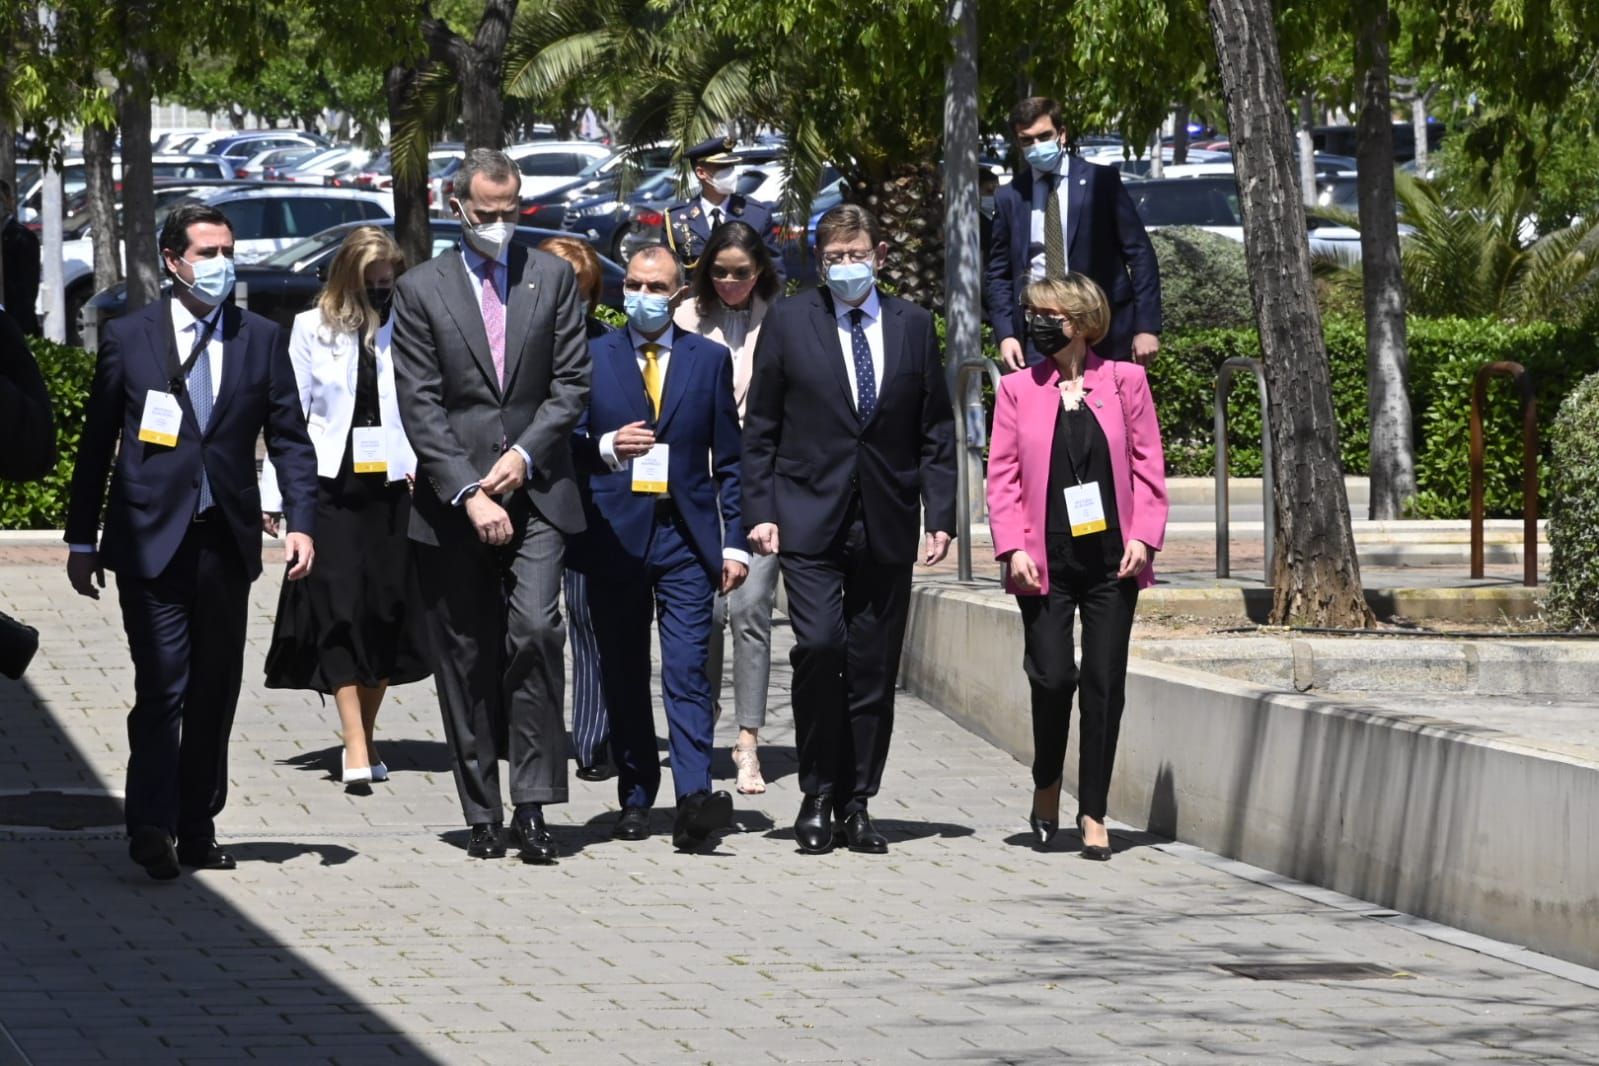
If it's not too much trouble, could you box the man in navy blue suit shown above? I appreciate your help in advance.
[65,203,319,880]
[570,244,747,852]
[742,204,957,856]
[987,96,1162,369]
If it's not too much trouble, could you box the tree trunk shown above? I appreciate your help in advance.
[0,115,12,299]
[1207,0,1374,627]
[943,0,983,531]
[857,164,944,312]
[1297,92,1318,207]
[459,54,504,151]
[387,63,433,271]
[1172,103,1190,165]
[1354,0,1415,520]
[1147,129,1164,178]
[118,31,161,310]
[83,123,123,292]
[1411,85,1431,173]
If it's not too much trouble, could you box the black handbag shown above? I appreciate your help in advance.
[0,610,40,680]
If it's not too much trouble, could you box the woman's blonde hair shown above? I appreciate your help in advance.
[1022,273,1111,346]
[316,226,407,349]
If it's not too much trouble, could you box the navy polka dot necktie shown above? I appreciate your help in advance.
[849,308,877,421]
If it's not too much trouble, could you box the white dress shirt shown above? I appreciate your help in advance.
[451,244,532,505]
[699,196,730,228]
[1027,164,1070,282]
[833,287,885,411]
[600,326,748,566]
[70,299,224,553]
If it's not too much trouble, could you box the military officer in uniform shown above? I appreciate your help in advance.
[664,137,786,285]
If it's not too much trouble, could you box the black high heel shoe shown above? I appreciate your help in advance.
[1076,814,1112,861]
[1028,781,1062,848]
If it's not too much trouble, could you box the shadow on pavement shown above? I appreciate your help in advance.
[278,738,455,778]
[0,676,442,1064]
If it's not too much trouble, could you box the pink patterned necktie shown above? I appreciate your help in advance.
[480,260,506,388]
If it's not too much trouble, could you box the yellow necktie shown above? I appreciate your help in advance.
[641,342,664,419]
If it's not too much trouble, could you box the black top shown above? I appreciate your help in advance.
[1045,394,1120,539]
[354,335,380,429]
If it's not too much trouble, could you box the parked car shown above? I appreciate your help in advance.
[272,147,374,185]
[551,169,680,260]
[81,219,625,340]
[1127,174,1375,260]
[159,185,394,264]
[504,141,614,200]
[187,129,330,162]
[517,143,676,209]
[16,155,239,223]
[235,145,320,180]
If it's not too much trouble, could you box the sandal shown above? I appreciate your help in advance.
[731,744,766,794]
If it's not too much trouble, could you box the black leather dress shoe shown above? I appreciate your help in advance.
[466,822,506,859]
[612,806,652,840]
[129,826,181,881]
[673,790,733,851]
[793,794,834,854]
[508,809,558,863]
[177,842,237,870]
[575,762,617,782]
[841,810,889,854]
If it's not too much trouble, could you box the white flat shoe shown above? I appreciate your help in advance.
[341,748,372,786]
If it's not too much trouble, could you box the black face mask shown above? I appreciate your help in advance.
[366,287,393,319]
[1028,317,1070,354]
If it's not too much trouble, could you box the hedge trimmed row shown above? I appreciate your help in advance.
[4,317,1594,530]
[1148,316,1599,518]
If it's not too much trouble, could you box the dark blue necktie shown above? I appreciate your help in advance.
[849,308,877,421]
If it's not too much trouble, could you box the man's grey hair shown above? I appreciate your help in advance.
[455,148,520,202]
[627,243,685,287]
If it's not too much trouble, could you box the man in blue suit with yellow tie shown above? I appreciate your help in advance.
[571,244,748,851]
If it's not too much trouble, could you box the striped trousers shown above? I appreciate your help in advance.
[563,568,610,768]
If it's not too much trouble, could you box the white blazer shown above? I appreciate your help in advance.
[260,308,417,512]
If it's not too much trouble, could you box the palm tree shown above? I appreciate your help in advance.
[1315,172,1599,325]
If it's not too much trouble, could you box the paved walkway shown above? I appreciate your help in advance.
[2,553,1596,1064]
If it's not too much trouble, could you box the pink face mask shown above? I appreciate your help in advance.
[714,276,758,308]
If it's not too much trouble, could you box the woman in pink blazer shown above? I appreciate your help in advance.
[986,273,1168,860]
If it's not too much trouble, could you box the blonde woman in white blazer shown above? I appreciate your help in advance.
[673,219,781,795]
[260,226,429,788]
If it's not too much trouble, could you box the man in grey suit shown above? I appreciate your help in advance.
[391,149,590,864]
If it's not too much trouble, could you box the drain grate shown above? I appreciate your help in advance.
[1219,961,1413,981]
[0,790,124,830]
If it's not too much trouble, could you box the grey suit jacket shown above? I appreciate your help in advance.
[390,243,590,544]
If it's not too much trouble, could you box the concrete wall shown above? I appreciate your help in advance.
[899,586,1599,969]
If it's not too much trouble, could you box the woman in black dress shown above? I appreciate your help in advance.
[260,226,430,788]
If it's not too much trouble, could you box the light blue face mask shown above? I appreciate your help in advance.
[624,290,673,333]
[826,260,876,304]
[183,253,236,307]
[1024,138,1064,174]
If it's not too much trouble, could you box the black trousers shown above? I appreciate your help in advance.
[415,502,569,825]
[1017,534,1139,821]
[116,518,249,842]
[780,512,913,817]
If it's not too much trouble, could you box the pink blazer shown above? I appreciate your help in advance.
[987,352,1169,594]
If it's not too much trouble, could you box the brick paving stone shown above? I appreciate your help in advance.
[2,558,1597,1065]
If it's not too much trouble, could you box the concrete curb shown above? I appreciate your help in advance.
[1138,583,1543,623]
[898,584,1599,970]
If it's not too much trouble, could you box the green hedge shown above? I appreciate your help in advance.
[0,338,95,530]
[1545,372,1599,629]
[1148,316,1599,518]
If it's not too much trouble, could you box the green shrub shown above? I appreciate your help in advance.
[1145,315,1599,518]
[0,338,95,530]
[1545,372,1599,629]
[1148,226,1256,333]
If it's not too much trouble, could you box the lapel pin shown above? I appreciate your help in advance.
[1079,178,1087,186]
[1094,399,1103,408]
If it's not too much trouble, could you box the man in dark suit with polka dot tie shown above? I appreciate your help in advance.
[741,204,956,856]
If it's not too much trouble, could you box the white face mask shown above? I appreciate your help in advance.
[455,200,514,262]
[703,167,737,197]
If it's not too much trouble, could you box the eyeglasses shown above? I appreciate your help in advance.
[1016,129,1061,147]
[1024,309,1070,326]
[819,248,875,268]
[708,267,757,282]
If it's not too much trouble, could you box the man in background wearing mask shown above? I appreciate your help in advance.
[742,204,956,855]
[390,148,590,865]
[568,244,746,851]
[664,136,786,284]
[986,96,1162,369]
[64,203,319,880]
